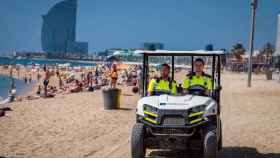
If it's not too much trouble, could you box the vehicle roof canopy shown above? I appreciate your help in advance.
[136,50,225,56]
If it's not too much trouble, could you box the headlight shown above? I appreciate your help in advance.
[204,103,217,117]
[188,105,207,124]
[143,104,158,113]
[190,105,206,113]
[143,104,159,124]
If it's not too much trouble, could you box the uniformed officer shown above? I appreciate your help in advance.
[148,63,177,96]
[183,58,212,95]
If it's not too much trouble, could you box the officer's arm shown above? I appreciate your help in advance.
[147,79,156,96]
[171,81,178,95]
[205,77,213,96]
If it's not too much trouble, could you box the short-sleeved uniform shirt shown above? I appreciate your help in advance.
[183,74,212,91]
[148,78,177,95]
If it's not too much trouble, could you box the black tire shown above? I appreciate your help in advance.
[131,123,146,158]
[218,120,223,150]
[203,130,218,158]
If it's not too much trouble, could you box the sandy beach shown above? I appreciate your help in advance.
[0,71,280,158]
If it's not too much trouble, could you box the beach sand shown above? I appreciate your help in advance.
[0,72,280,158]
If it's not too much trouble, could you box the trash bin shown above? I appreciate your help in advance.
[0,109,5,117]
[102,88,121,110]
[266,70,273,80]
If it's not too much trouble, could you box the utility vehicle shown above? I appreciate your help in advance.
[131,50,224,158]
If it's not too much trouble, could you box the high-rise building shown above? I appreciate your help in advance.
[142,42,164,51]
[41,0,88,55]
[275,14,280,56]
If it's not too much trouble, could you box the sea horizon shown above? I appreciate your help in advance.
[0,57,97,67]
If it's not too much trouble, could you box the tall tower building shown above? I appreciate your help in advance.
[41,0,88,55]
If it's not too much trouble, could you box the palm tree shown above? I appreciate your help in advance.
[260,42,275,64]
[231,43,246,61]
[260,42,275,80]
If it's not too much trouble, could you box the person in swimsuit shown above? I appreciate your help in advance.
[43,66,51,97]
[110,64,118,88]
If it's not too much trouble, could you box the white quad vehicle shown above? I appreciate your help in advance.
[131,50,224,158]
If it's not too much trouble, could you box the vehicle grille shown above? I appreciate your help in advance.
[151,128,194,136]
[162,116,185,125]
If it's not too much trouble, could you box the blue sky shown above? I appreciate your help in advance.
[0,0,279,54]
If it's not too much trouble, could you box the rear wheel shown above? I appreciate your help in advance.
[218,119,223,150]
[131,123,146,158]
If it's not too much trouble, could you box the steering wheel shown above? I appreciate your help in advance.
[152,90,171,96]
[188,85,207,96]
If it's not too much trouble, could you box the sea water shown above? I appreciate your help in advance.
[0,75,34,99]
[0,57,96,66]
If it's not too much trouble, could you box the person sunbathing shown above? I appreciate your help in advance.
[70,80,83,93]
[0,88,17,104]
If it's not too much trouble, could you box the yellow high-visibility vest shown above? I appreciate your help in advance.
[183,74,212,90]
[148,78,177,95]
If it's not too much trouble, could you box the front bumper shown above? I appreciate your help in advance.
[138,116,209,129]
[137,115,210,137]
[137,116,213,150]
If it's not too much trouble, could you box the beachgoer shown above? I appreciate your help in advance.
[36,85,41,95]
[70,80,83,93]
[1,88,17,104]
[56,69,60,77]
[87,71,93,87]
[43,67,51,97]
[28,73,32,83]
[16,66,20,77]
[24,74,28,83]
[109,64,118,88]
[37,70,41,81]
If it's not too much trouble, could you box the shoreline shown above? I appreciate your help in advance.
[0,65,39,100]
[0,74,37,99]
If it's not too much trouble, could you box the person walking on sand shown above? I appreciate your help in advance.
[28,73,32,83]
[109,64,118,88]
[24,74,28,83]
[16,65,20,77]
[37,68,41,81]
[43,66,51,97]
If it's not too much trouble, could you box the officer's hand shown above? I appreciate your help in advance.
[204,90,211,96]
[182,89,189,95]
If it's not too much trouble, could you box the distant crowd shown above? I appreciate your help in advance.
[38,63,143,98]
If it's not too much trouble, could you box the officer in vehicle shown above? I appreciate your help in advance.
[148,63,177,96]
[183,58,212,95]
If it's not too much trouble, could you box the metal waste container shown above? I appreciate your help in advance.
[266,70,273,80]
[0,109,5,117]
[102,88,121,110]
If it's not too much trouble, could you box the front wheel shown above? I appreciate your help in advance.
[203,130,218,158]
[131,123,146,158]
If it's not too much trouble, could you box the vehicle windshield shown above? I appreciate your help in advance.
[146,56,218,96]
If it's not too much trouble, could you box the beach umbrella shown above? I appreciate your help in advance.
[113,51,121,56]
[117,63,129,70]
